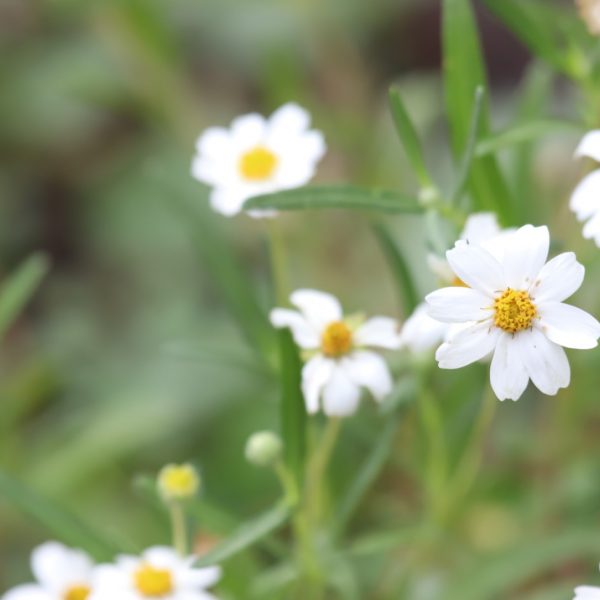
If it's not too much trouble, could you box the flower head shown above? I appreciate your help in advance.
[426,224,600,401]
[270,289,401,416]
[2,542,96,600]
[402,212,512,353]
[245,431,283,467]
[91,547,220,600]
[577,0,600,35]
[191,103,325,217]
[571,130,600,246]
[158,464,200,502]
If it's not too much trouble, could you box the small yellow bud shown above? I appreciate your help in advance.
[245,431,283,467]
[157,463,200,501]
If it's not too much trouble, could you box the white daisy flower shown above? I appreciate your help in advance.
[2,541,96,600]
[571,130,600,246]
[401,212,512,353]
[425,224,600,401]
[90,547,220,600]
[191,102,326,218]
[270,289,401,417]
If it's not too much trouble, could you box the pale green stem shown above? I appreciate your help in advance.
[267,220,288,305]
[169,501,188,556]
[275,459,299,507]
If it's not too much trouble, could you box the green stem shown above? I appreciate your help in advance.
[267,220,289,305]
[169,502,188,556]
[275,460,300,507]
[447,384,497,513]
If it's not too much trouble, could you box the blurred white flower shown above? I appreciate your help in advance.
[577,0,600,35]
[191,103,325,217]
[401,212,512,353]
[90,547,220,600]
[270,289,401,417]
[571,130,600,246]
[426,224,600,400]
[2,541,96,600]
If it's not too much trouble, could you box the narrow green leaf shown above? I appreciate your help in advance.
[278,330,306,486]
[195,504,290,567]
[388,87,434,188]
[450,86,485,205]
[333,415,401,536]
[446,529,600,600]
[0,469,120,560]
[245,186,423,214]
[371,223,419,315]
[443,0,515,222]
[0,253,49,341]
[482,0,572,75]
[475,119,583,158]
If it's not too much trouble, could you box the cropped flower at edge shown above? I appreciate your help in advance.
[191,103,326,218]
[90,546,221,600]
[426,224,600,401]
[401,212,512,353]
[574,585,600,599]
[571,130,600,246]
[270,289,401,417]
[2,541,96,600]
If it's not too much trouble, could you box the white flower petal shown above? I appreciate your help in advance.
[400,303,449,353]
[209,187,247,217]
[574,586,600,599]
[301,355,335,414]
[425,287,493,323]
[321,364,361,417]
[582,211,600,244]
[531,252,584,303]
[1,585,53,600]
[517,328,570,396]
[31,542,93,592]
[341,351,393,402]
[570,170,600,220]
[502,225,549,290]
[435,321,499,369]
[354,316,401,349]
[194,127,232,158]
[230,113,267,148]
[575,130,600,161]
[268,103,310,137]
[426,253,455,284]
[459,212,501,245]
[142,547,181,570]
[290,289,342,330]
[489,332,530,401]
[178,565,222,589]
[269,308,320,349]
[538,302,600,349]
[446,244,505,296]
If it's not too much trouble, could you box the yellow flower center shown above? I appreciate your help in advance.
[134,564,173,597]
[63,586,91,600]
[158,463,200,500]
[238,146,278,181]
[321,321,353,357]
[493,288,537,333]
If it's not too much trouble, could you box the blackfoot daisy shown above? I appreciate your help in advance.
[426,224,600,400]
[191,103,325,217]
[270,289,401,416]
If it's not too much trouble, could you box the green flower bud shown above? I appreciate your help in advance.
[245,431,283,467]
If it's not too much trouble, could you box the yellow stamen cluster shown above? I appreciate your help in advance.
[134,564,173,597]
[238,146,278,181]
[321,321,353,357]
[158,463,200,501]
[493,289,537,333]
[63,586,91,600]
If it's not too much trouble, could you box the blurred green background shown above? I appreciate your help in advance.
[2,0,600,598]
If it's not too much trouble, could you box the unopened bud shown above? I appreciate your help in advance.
[245,431,283,467]
[157,463,200,501]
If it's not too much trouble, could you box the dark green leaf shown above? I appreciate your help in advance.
[245,186,423,214]
[195,504,290,567]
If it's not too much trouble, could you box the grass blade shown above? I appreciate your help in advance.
[0,469,120,560]
[195,504,290,567]
[0,253,49,341]
[245,186,423,214]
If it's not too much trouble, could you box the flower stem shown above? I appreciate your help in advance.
[169,502,188,556]
[267,219,288,305]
